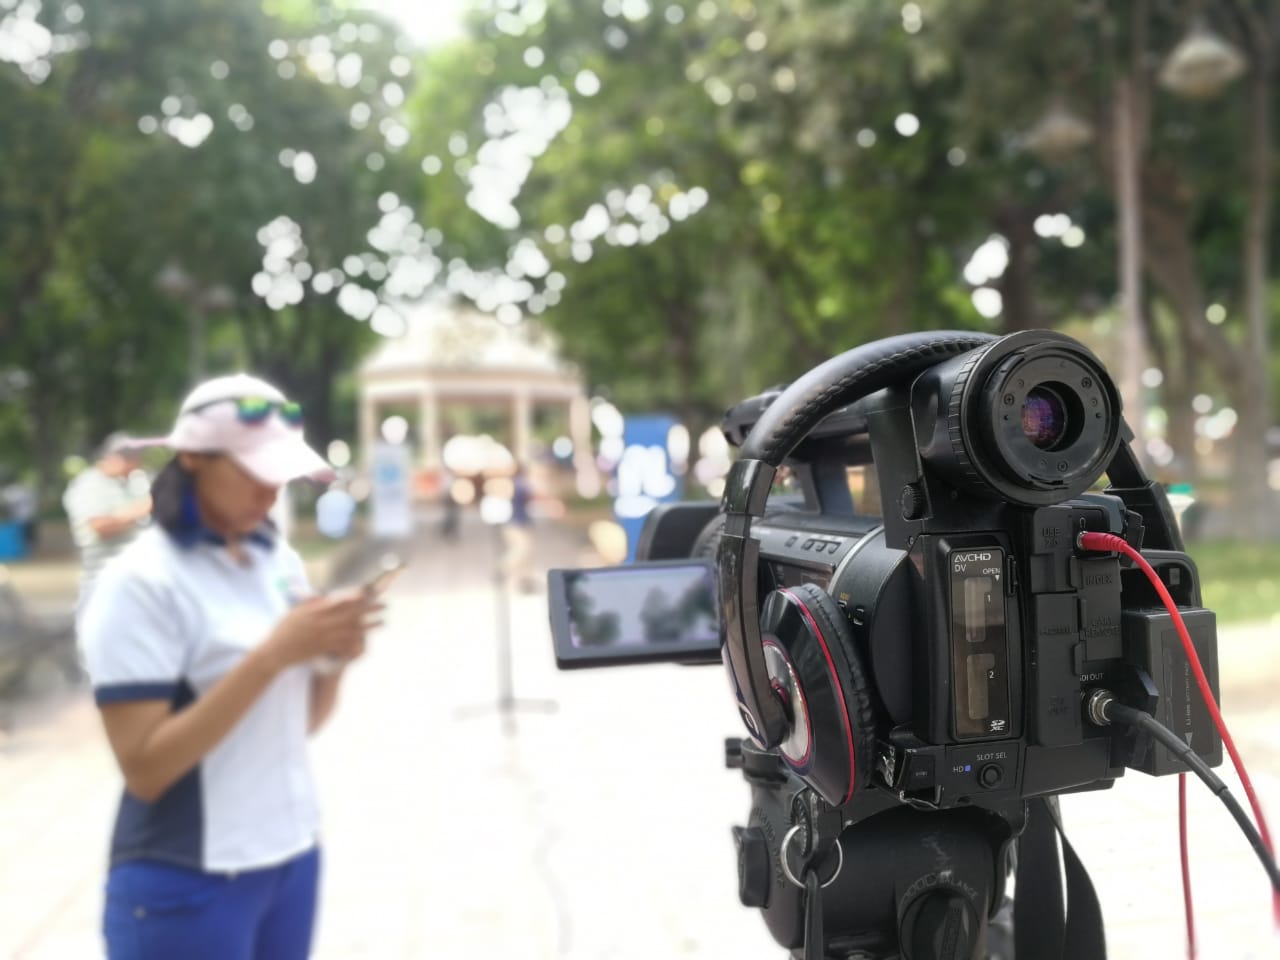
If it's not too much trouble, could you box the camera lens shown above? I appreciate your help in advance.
[1021,385,1069,450]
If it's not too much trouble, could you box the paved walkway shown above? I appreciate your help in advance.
[0,512,1276,958]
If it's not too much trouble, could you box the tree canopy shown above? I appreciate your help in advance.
[2,0,1276,534]
[1,0,417,492]
[406,0,1279,535]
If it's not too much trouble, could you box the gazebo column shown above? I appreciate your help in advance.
[512,390,532,464]
[359,390,378,468]
[569,393,594,489]
[418,389,441,466]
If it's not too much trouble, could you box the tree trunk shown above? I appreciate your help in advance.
[1161,324,1201,488]
[310,326,343,448]
[1138,298,1199,484]
[1114,70,1150,442]
[28,379,63,518]
[1140,184,1225,493]
[884,230,924,336]
[667,300,700,429]
[1144,285,1205,481]
[1229,27,1276,539]
[996,206,1039,333]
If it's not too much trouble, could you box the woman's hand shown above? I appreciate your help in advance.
[100,588,384,803]
[262,590,385,671]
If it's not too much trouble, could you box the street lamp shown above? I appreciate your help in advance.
[154,261,192,298]
[1020,14,1246,465]
[1022,101,1094,162]
[1159,20,1246,99]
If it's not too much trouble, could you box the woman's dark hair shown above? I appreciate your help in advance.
[151,454,275,547]
[151,456,203,539]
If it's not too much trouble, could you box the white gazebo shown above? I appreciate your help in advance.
[356,300,592,470]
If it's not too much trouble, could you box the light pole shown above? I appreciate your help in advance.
[1023,8,1246,470]
[1114,62,1147,449]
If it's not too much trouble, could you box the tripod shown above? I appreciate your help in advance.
[729,739,1017,960]
[455,514,557,736]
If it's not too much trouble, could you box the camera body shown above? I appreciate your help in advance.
[644,331,1221,824]
[548,329,1224,957]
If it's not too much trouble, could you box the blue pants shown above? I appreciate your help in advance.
[103,847,320,960]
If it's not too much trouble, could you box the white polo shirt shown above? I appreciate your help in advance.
[79,524,320,873]
[62,465,151,599]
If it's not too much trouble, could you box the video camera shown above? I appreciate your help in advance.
[548,330,1224,959]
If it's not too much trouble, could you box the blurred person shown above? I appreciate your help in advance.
[314,482,357,539]
[440,463,460,540]
[501,461,537,592]
[1,473,38,552]
[78,374,384,960]
[62,432,152,604]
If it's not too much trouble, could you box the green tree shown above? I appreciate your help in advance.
[0,0,420,498]
[936,0,1279,536]
[409,0,1278,535]
[408,0,1004,436]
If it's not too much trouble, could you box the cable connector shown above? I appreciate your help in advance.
[1078,530,1125,555]
[1077,535,1280,935]
[1084,688,1117,728]
[1087,689,1280,900]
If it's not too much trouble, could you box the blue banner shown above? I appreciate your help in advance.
[613,414,684,562]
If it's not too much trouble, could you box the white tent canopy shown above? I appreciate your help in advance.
[356,299,591,470]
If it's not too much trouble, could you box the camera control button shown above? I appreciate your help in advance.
[978,763,1004,789]
[899,482,926,520]
[905,755,936,788]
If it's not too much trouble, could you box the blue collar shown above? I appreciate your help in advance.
[168,487,277,551]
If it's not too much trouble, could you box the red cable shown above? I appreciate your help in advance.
[1079,531,1280,929]
[1180,772,1196,959]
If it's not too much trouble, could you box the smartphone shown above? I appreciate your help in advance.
[362,554,408,595]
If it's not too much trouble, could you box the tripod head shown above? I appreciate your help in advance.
[728,738,1017,960]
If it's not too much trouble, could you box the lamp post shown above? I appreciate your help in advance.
[1023,8,1246,466]
[1114,65,1147,449]
[1022,89,1150,436]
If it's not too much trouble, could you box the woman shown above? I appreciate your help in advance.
[79,373,383,960]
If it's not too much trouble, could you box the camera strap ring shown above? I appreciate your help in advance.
[780,824,844,890]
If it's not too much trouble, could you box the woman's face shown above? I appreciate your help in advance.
[179,453,281,536]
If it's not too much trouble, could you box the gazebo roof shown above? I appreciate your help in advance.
[359,298,578,383]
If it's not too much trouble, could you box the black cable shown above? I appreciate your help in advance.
[1089,691,1280,895]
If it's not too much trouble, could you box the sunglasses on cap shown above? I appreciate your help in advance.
[188,396,304,427]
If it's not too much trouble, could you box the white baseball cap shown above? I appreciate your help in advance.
[159,373,334,486]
